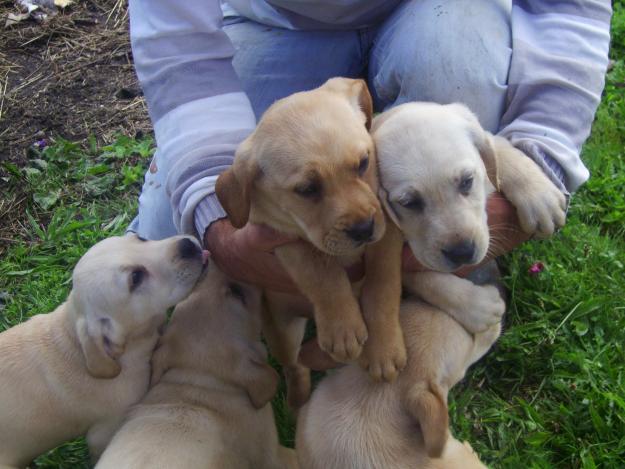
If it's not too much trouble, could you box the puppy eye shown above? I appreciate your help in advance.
[294,181,322,199]
[129,268,147,292]
[228,282,246,304]
[399,194,425,213]
[459,176,473,195]
[357,155,369,176]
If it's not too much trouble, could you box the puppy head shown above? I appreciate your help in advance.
[154,261,275,407]
[177,259,264,338]
[216,77,385,256]
[71,234,205,378]
[374,102,498,272]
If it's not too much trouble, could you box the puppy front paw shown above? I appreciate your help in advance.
[508,180,566,239]
[494,137,566,238]
[316,307,368,363]
[457,284,505,334]
[359,327,407,382]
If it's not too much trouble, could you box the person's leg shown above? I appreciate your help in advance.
[368,0,512,133]
[224,17,367,118]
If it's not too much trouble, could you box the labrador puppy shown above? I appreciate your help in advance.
[96,261,298,469]
[0,234,205,468]
[305,101,566,458]
[296,299,497,469]
[374,102,566,334]
[216,78,406,409]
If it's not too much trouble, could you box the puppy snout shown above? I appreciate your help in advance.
[442,240,476,266]
[178,237,202,260]
[345,218,374,243]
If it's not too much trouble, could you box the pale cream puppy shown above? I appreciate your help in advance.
[296,299,497,469]
[96,261,298,469]
[374,102,566,334]
[0,234,205,468]
[216,78,406,409]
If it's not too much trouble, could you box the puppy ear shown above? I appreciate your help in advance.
[321,77,373,130]
[404,382,449,458]
[474,131,499,191]
[243,359,280,409]
[76,316,124,379]
[447,103,499,190]
[215,139,258,228]
[378,186,401,228]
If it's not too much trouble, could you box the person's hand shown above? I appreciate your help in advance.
[204,219,300,293]
[401,192,531,277]
[204,219,366,293]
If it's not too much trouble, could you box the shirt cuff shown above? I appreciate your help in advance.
[194,193,228,243]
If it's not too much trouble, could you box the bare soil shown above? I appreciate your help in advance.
[0,0,151,165]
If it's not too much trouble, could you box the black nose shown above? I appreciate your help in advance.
[178,238,201,260]
[345,218,375,243]
[442,240,476,266]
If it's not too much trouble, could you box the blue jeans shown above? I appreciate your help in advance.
[129,0,512,238]
[226,0,511,132]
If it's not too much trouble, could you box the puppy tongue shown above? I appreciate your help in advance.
[202,250,210,265]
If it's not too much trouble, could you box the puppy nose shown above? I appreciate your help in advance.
[345,218,375,242]
[442,241,476,266]
[178,237,201,260]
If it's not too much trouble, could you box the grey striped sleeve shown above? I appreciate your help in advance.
[499,0,611,192]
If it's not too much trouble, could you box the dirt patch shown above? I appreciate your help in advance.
[0,0,151,166]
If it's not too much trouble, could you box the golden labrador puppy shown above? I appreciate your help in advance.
[0,234,205,468]
[296,299,496,469]
[96,261,298,469]
[216,78,405,409]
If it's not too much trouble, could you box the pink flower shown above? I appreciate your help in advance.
[528,262,544,276]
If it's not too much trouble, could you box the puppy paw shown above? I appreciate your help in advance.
[494,137,567,238]
[456,284,505,334]
[317,312,368,363]
[359,326,407,382]
[507,180,566,239]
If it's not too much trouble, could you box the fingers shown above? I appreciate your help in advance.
[237,223,299,252]
[298,338,340,371]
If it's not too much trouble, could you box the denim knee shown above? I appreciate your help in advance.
[369,0,512,132]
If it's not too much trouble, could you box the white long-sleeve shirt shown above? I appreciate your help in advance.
[128,0,612,238]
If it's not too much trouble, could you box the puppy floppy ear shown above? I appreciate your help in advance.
[215,138,258,228]
[242,359,280,409]
[76,316,125,379]
[474,131,499,191]
[447,103,499,190]
[321,77,373,130]
[404,382,449,458]
[378,186,402,228]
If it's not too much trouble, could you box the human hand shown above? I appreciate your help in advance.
[205,219,366,293]
[204,219,300,293]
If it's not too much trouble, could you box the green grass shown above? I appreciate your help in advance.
[1,7,625,468]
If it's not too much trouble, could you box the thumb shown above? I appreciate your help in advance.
[298,338,340,371]
[236,223,299,252]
